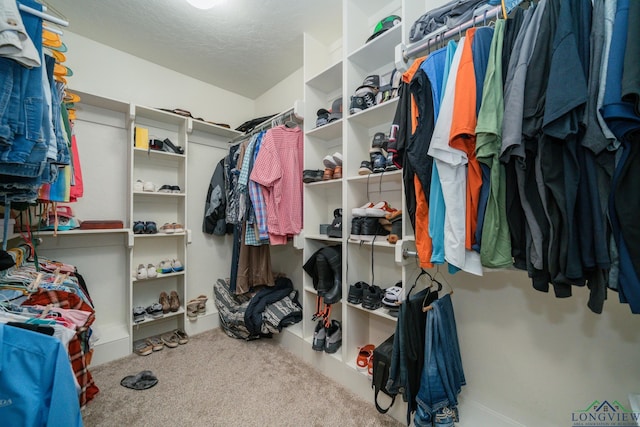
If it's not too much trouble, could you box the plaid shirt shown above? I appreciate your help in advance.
[250,126,303,243]
[248,133,270,242]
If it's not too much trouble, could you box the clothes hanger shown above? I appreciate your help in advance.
[406,268,432,299]
[423,265,452,312]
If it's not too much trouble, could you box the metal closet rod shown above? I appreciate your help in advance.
[402,3,502,61]
[229,107,298,144]
[19,3,69,27]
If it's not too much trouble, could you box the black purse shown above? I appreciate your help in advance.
[372,334,397,413]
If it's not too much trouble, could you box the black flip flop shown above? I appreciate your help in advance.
[120,370,158,390]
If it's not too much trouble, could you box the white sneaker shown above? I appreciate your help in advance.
[172,223,184,233]
[332,152,343,166]
[147,264,157,279]
[171,259,184,272]
[134,180,144,192]
[143,181,155,192]
[352,202,374,217]
[323,155,337,169]
[136,264,147,280]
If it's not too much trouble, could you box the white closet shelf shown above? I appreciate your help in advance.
[28,228,130,237]
[347,301,398,322]
[304,179,342,188]
[285,322,303,339]
[347,97,399,127]
[306,60,343,93]
[189,118,242,139]
[73,89,130,113]
[305,234,342,243]
[305,119,343,141]
[347,24,402,71]
[133,232,186,238]
[133,147,185,159]
[133,191,186,198]
[134,106,188,126]
[348,239,396,249]
[346,360,371,379]
[346,169,402,184]
[132,270,185,283]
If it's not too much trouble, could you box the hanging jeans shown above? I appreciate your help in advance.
[414,294,466,427]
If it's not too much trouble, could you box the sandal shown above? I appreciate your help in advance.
[134,339,154,356]
[161,332,180,348]
[173,329,189,345]
[356,344,375,370]
[186,300,199,318]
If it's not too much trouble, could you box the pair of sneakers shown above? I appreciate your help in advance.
[133,221,157,234]
[135,263,157,280]
[312,319,342,354]
[348,281,384,310]
[322,152,343,180]
[157,259,184,274]
[132,303,163,323]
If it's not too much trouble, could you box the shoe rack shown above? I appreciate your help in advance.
[295,0,417,422]
[128,105,190,344]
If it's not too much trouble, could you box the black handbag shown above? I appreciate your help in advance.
[372,334,397,413]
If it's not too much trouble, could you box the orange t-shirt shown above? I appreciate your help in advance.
[449,28,481,251]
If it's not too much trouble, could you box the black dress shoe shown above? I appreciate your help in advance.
[162,138,184,154]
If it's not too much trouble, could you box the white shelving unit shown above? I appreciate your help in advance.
[292,0,414,422]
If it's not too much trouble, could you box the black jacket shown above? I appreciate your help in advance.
[203,158,229,235]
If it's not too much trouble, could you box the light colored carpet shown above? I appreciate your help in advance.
[82,328,403,427]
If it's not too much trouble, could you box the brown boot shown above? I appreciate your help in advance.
[169,291,180,312]
[159,291,170,313]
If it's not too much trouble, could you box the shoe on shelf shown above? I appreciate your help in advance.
[323,154,337,169]
[362,285,384,310]
[143,181,155,192]
[369,148,387,173]
[147,264,158,279]
[134,180,144,192]
[352,202,374,217]
[160,331,180,348]
[172,223,184,233]
[322,167,334,180]
[186,300,199,318]
[144,221,158,234]
[133,339,154,356]
[350,217,364,240]
[158,184,173,193]
[356,344,375,371]
[171,259,184,272]
[169,290,180,312]
[170,185,181,193]
[136,264,147,280]
[133,306,146,323]
[159,223,175,234]
[312,320,326,351]
[387,215,402,244]
[303,169,324,183]
[162,138,184,155]
[331,152,343,167]
[145,302,164,319]
[358,160,373,175]
[360,217,390,241]
[157,260,173,274]
[333,165,343,179]
[133,221,145,234]
[324,320,342,354]
[348,281,366,304]
[382,283,403,307]
[159,291,170,313]
[365,201,396,218]
[146,336,164,352]
[385,151,399,171]
[173,329,189,345]
[371,132,389,150]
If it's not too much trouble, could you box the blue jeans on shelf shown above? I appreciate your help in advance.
[414,294,466,427]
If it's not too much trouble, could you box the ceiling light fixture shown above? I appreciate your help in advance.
[185,0,226,10]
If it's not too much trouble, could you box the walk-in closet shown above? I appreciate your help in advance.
[1,1,639,426]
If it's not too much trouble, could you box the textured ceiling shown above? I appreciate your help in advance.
[42,0,342,99]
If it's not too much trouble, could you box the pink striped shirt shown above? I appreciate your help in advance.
[250,125,303,244]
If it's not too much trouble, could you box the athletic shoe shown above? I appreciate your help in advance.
[352,202,374,217]
[358,160,373,175]
[132,306,146,323]
[159,223,175,234]
[144,221,158,234]
[312,320,326,351]
[324,320,342,354]
[171,259,184,272]
[350,217,364,240]
[158,185,173,193]
[133,221,145,234]
[362,285,383,310]
[360,217,389,241]
[134,180,144,192]
[143,181,155,192]
[172,223,184,233]
[348,281,366,304]
[323,155,337,169]
[145,302,164,319]
[147,264,158,279]
[370,148,387,173]
[136,263,147,280]
[303,169,324,183]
